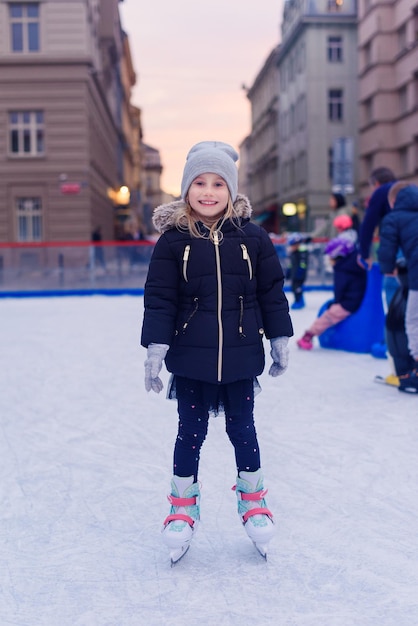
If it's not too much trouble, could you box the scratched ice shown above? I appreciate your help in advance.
[1,293,417,626]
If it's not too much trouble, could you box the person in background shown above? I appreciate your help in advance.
[350,200,362,234]
[378,182,418,393]
[382,258,415,385]
[124,218,146,267]
[333,214,358,244]
[141,141,293,561]
[358,167,397,296]
[297,236,367,350]
[310,192,350,241]
[91,226,106,270]
[286,233,310,310]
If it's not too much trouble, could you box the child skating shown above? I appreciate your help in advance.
[141,141,293,562]
[297,236,367,350]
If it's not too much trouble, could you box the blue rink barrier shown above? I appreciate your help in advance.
[318,264,386,354]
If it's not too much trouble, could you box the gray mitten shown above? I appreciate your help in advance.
[144,343,169,393]
[269,336,289,377]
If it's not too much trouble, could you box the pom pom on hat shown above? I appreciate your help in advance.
[181,141,239,201]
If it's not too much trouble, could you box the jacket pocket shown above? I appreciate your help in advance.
[182,244,191,282]
[238,295,246,338]
[240,244,253,280]
[181,297,199,333]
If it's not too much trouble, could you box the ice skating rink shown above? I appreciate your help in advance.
[1,293,417,626]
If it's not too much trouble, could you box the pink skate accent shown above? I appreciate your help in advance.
[242,507,273,522]
[167,494,196,506]
[163,513,195,527]
[231,486,268,499]
[240,489,268,501]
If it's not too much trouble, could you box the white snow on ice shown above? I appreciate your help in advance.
[1,292,418,626]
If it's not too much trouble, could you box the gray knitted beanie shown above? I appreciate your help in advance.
[180,141,239,201]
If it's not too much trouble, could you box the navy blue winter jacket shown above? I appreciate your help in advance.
[141,195,294,385]
[378,184,418,290]
[358,181,394,259]
[332,249,367,313]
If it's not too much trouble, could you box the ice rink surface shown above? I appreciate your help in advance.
[1,292,417,626]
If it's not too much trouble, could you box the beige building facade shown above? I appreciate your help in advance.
[0,0,142,243]
[242,46,281,233]
[358,0,418,192]
[277,0,358,232]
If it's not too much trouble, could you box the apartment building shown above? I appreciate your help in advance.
[241,46,281,233]
[277,0,358,231]
[0,0,142,242]
[142,143,163,235]
[358,0,418,192]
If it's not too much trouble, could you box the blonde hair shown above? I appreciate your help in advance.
[174,196,237,242]
[388,181,410,207]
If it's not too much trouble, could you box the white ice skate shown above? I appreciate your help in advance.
[162,475,200,565]
[233,469,275,559]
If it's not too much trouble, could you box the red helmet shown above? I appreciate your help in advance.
[333,214,353,231]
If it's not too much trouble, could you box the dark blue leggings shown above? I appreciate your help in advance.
[172,377,260,480]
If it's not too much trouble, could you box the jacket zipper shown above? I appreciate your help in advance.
[182,297,199,333]
[213,230,223,382]
[238,295,246,338]
[240,244,253,280]
[182,244,190,282]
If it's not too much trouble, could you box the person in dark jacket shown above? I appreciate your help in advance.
[378,182,418,392]
[141,141,293,560]
[358,167,396,266]
[286,232,310,310]
[297,236,367,350]
[384,258,415,379]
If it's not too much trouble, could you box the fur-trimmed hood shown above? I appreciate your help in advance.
[152,193,252,234]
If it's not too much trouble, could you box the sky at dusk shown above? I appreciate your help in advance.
[119,1,285,197]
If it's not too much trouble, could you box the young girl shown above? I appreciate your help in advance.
[297,236,367,350]
[141,141,293,562]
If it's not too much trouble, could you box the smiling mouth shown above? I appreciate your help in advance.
[200,201,217,205]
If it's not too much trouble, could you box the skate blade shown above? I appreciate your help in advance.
[253,542,268,560]
[374,375,399,387]
[170,544,190,566]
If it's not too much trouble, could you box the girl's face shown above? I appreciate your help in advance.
[187,173,229,224]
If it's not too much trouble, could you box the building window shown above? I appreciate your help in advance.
[16,197,43,241]
[398,23,407,53]
[399,147,408,175]
[328,0,344,12]
[414,71,418,109]
[399,85,408,115]
[328,147,334,180]
[9,111,44,156]
[327,36,343,62]
[363,41,372,68]
[328,89,343,121]
[9,3,40,53]
[364,97,373,124]
[414,6,418,42]
[414,137,418,173]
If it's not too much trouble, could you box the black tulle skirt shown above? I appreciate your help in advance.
[167,374,261,417]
